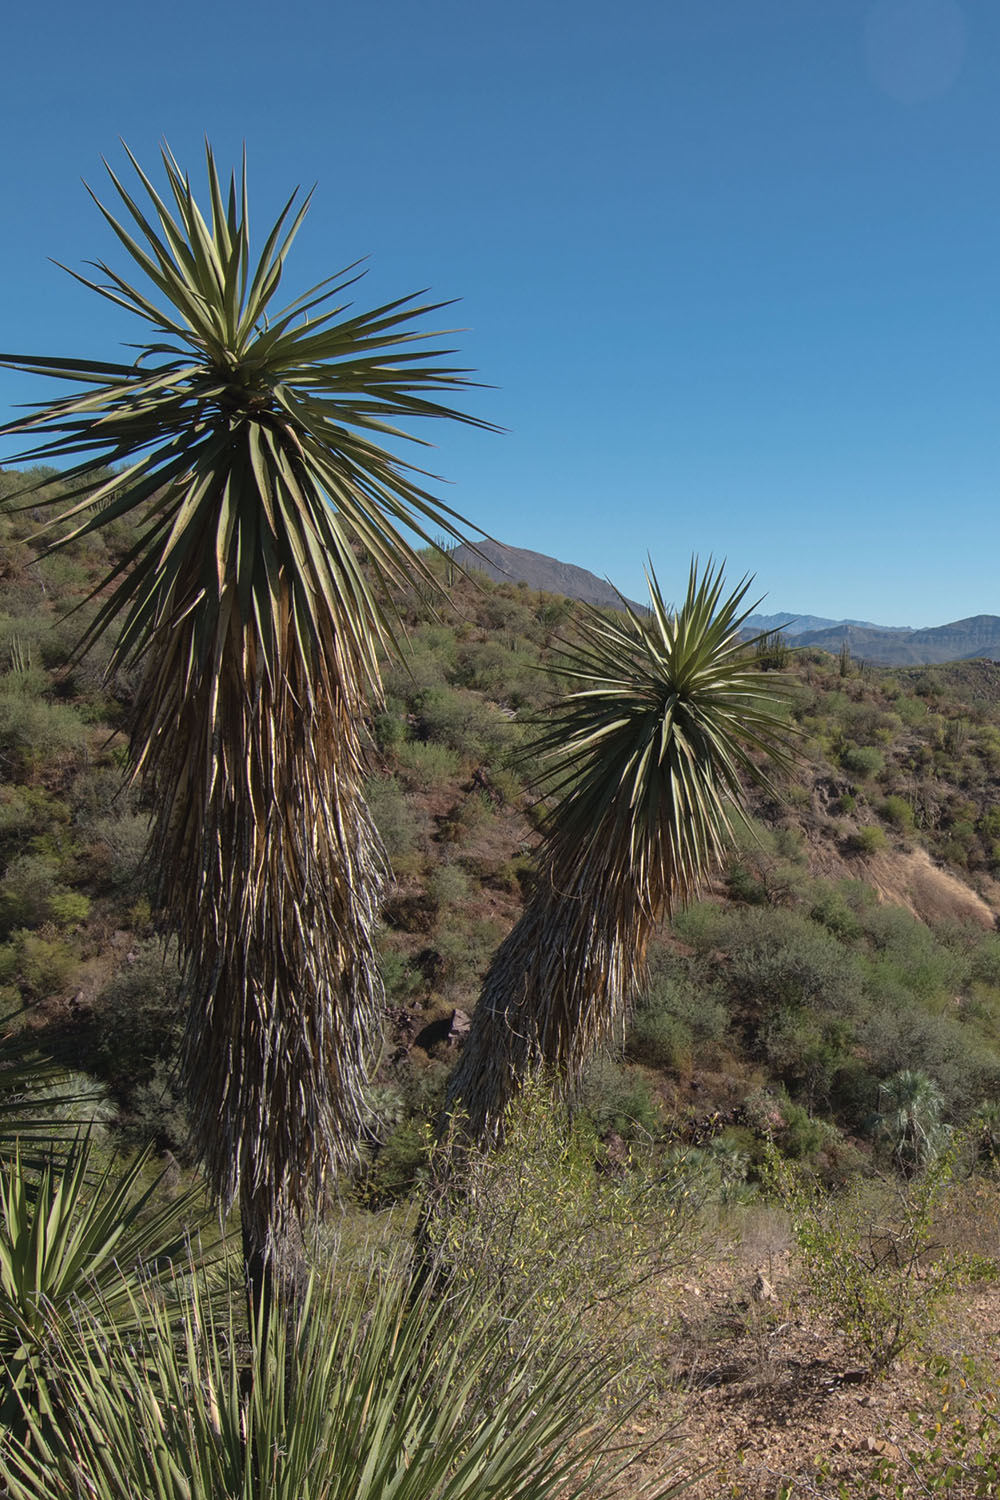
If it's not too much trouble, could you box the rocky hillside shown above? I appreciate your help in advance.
[1,466,999,1186]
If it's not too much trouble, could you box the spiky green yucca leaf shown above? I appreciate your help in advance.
[449,562,795,1139]
[0,1137,207,1437]
[0,1018,97,1166]
[535,560,793,907]
[0,1261,683,1500]
[0,145,492,1260]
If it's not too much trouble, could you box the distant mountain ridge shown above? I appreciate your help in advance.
[450,540,1000,667]
[451,539,645,614]
[744,611,912,636]
[793,616,1000,666]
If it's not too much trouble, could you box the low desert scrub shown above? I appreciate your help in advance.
[425,1083,705,1394]
[780,1360,1000,1498]
[767,1146,968,1374]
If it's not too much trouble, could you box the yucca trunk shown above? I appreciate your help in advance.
[135,559,385,1266]
[447,844,660,1142]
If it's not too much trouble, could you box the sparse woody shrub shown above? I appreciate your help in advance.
[768,1146,963,1374]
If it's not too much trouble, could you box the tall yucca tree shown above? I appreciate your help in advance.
[0,144,492,1289]
[448,561,795,1140]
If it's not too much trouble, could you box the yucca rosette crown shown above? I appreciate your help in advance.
[536,560,794,915]
[0,142,493,697]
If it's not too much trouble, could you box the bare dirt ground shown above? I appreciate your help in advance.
[610,1201,1000,1499]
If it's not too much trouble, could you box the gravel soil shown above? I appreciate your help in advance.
[609,1225,1000,1498]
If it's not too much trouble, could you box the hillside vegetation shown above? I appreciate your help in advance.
[5,465,1000,1494]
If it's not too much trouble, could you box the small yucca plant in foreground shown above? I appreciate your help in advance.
[448,561,794,1139]
[0,1258,684,1500]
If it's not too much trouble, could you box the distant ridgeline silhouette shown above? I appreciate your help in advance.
[745,612,1000,666]
[450,539,646,614]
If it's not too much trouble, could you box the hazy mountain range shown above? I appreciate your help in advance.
[742,611,912,636]
[454,540,1000,668]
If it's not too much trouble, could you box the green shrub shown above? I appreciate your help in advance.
[670,900,734,953]
[768,1147,962,1373]
[577,1058,662,1139]
[45,891,90,926]
[857,998,1000,1115]
[364,774,422,859]
[840,743,885,779]
[879,794,914,832]
[761,1008,855,1109]
[725,907,860,1016]
[0,689,89,776]
[0,929,79,998]
[433,916,505,993]
[361,1118,433,1205]
[493,852,537,898]
[429,1082,695,1389]
[452,641,545,707]
[436,790,496,844]
[124,1059,190,1151]
[372,698,406,751]
[808,882,862,940]
[860,905,963,1003]
[849,824,888,855]
[629,961,728,1073]
[427,861,470,911]
[381,643,450,701]
[78,813,149,889]
[895,693,928,725]
[778,1100,836,1162]
[94,941,184,1098]
[377,945,424,1003]
[0,787,71,852]
[628,1008,693,1072]
[394,739,461,791]
[0,856,90,935]
[724,862,769,905]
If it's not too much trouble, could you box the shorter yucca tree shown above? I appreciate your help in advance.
[0,1257,682,1500]
[448,561,794,1140]
[0,144,491,1295]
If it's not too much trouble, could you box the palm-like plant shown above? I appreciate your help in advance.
[0,145,491,1284]
[448,562,795,1140]
[877,1069,948,1174]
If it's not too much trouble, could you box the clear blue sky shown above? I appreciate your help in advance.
[1,0,997,627]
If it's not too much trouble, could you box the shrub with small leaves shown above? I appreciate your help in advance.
[766,1144,964,1374]
[824,1358,1000,1498]
[428,1081,699,1393]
